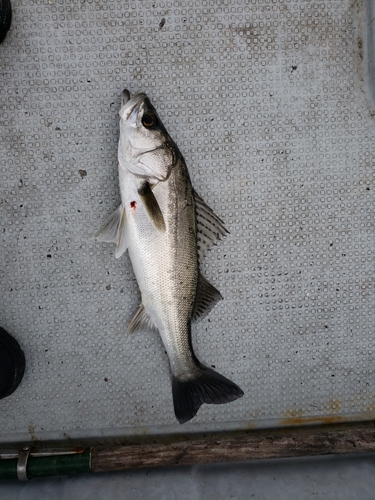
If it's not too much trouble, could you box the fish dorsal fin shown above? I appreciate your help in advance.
[194,190,229,261]
[128,304,158,333]
[95,204,128,258]
[192,273,222,322]
[138,181,166,232]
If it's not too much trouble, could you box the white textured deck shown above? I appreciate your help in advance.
[0,0,375,442]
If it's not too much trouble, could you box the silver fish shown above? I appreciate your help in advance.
[96,89,244,423]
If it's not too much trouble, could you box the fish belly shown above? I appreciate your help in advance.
[120,162,199,378]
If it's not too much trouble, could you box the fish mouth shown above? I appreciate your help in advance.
[121,89,130,106]
[119,90,147,121]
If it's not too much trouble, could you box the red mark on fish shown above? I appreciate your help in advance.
[130,201,136,209]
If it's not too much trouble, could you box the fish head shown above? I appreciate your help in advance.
[118,90,177,181]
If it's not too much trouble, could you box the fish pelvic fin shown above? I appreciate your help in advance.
[192,273,222,322]
[128,304,158,333]
[95,205,123,243]
[172,364,244,424]
[95,204,128,258]
[138,181,166,232]
[115,209,128,258]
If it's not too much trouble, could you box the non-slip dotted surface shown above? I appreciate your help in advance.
[1,0,375,441]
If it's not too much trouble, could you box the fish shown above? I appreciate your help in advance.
[96,89,244,423]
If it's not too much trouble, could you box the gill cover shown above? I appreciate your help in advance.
[118,93,176,181]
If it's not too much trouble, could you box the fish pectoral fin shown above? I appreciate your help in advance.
[128,304,158,333]
[194,190,229,262]
[138,181,166,232]
[192,273,222,322]
[95,204,128,259]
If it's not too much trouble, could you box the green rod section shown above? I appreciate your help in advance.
[0,448,91,480]
[0,459,17,480]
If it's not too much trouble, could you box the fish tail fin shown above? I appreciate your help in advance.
[172,364,244,424]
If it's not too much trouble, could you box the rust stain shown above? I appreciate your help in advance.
[280,415,350,427]
[244,420,259,430]
[71,447,86,454]
[367,405,375,412]
[28,423,38,441]
[280,410,375,428]
[284,408,304,418]
[327,398,342,415]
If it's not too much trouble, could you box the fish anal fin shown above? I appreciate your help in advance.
[193,190,229,261]
[128,304,158,333]
[138,181,166,232]
[192,273,222,322]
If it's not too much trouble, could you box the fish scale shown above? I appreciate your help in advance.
[122,164,198,376]
[96,90,244,423]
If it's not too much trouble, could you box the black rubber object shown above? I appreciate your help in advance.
[0,327,25,399]
[0,0,12,44]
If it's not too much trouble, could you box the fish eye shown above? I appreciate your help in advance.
[142,113,158,128]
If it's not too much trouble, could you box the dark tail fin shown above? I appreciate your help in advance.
[172,364,244,424]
